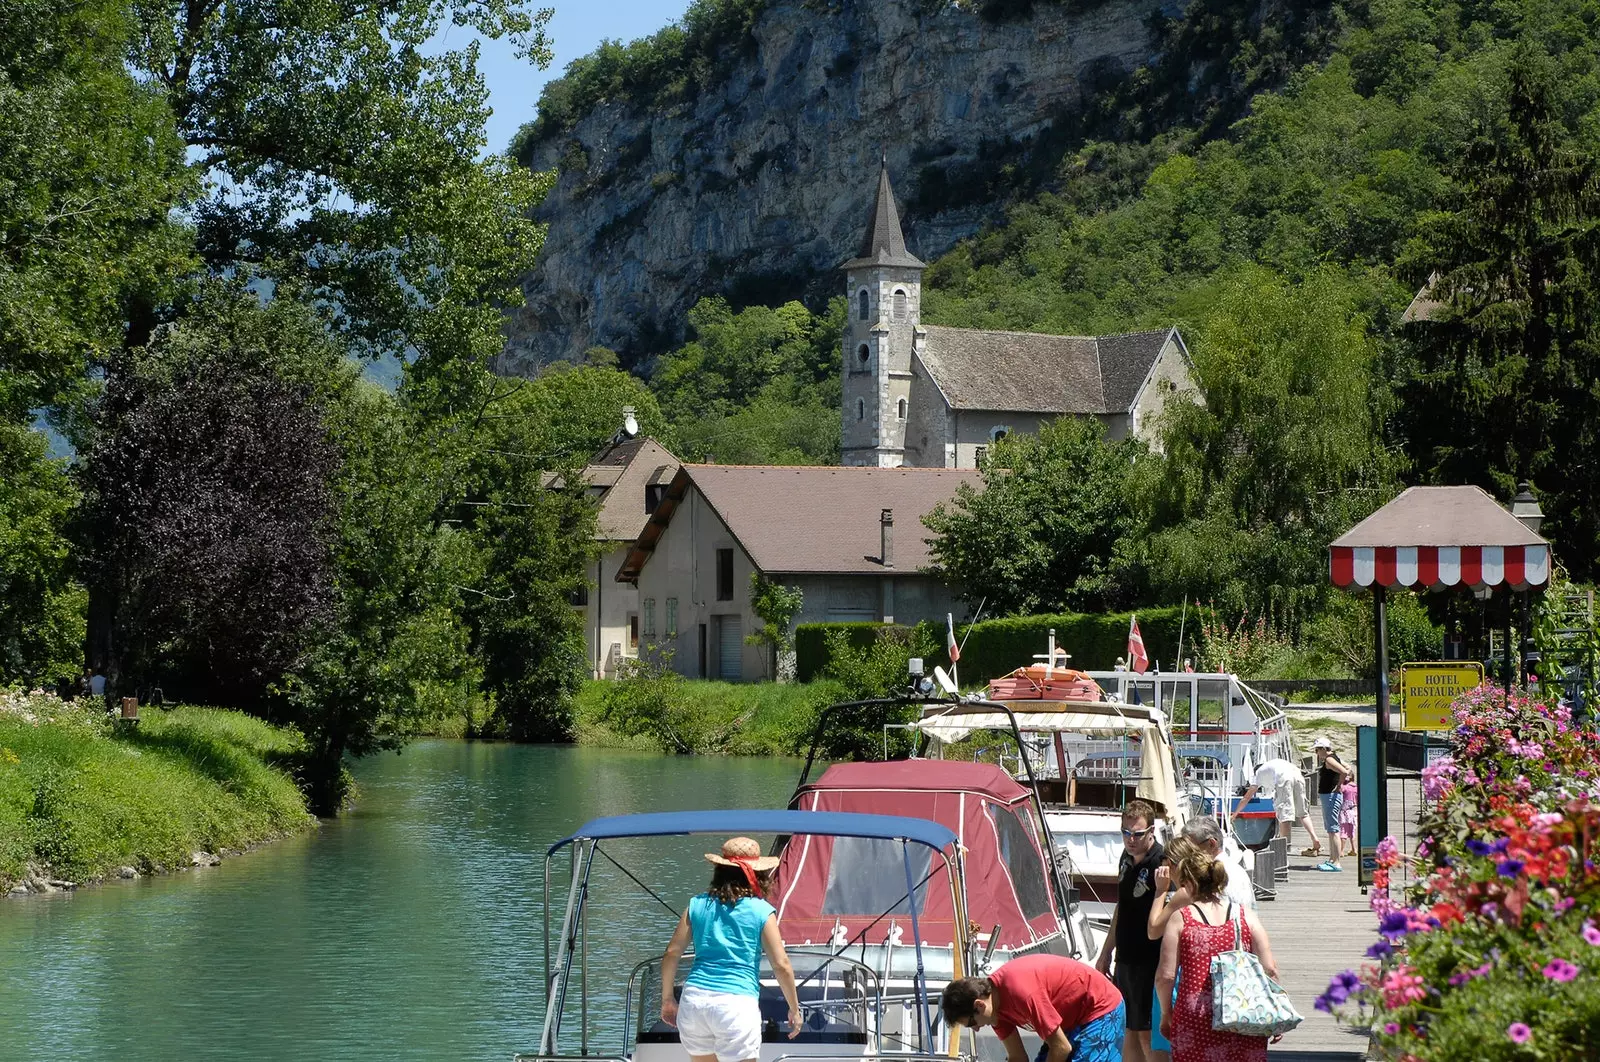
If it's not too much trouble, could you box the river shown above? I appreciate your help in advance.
[0,742,805,1061]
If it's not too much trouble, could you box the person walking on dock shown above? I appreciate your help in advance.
[1230,757,1322,858]
[1312,738,1353,872]
[941,953,1125,1062]
[1156,841,1279,1062]
[660,837,802,1062]
[1095,799,1165,1062]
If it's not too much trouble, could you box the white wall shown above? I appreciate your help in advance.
[580,545,639,678]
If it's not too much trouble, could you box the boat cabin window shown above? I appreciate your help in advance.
[987,803,1053,920]
[1125,679,1155,708]
[1196,678,1229,732]
[1160,679,1194,735]
[821,837,930,916]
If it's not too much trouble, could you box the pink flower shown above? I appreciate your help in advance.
[1583,921,1600,947]
[1507,1022,1532,1043]
[1544,959,1580,982]
[1383,1021,1400,1035]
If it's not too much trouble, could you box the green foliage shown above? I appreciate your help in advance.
[0,694,312,887]
[515,364,669,459]
[1135,266,1394,614]
[0,426,81,684]
[573,675,839,756]
[1304,592,1442,679]
[794,623,894,684]
[746,574,804,677]
[810,626,939,761]
[511,0,767,153]
[652,297,842,464]
[924,417,1142,614]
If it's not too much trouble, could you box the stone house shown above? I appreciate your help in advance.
[616,464,980,681]
[840,165,1202,467]
[549,430,681,677]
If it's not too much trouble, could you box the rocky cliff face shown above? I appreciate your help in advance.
[504,0,1182,372]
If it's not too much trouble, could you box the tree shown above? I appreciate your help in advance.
[0,425,81,684]
[1397,48,1600,580]
[746,573,803,679]
[1136,265,1393,613]
[925,417,1141,615]
[75,288,344,708]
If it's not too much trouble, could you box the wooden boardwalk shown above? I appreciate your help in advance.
[1255,777,1422,1061]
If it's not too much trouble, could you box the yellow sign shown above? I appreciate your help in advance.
[1399,662,1484,730]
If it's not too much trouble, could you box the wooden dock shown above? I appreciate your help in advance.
[1257,776,1422,1060]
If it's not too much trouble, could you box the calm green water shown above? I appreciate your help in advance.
[0,742,805,1061]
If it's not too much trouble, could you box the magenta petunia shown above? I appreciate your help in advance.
[1507,1022,1533,1044]
[1584,922,1600,947]
[1543,959,1580,982]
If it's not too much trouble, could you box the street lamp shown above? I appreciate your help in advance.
[1511,482,1544,534]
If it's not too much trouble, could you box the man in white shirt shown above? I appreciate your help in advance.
[1231,756,1324,857]
[89,670,106,698]
[1179,818,1255,909]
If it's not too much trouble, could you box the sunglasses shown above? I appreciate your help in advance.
[1121,827,1155,839]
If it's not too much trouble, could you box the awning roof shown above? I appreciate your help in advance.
[1329,486,1551,590]
[548,809,958,857]
[800,760,1032,803]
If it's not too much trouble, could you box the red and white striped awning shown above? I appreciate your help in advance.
[1329,486,1552,592]
[1329,544,1549,590]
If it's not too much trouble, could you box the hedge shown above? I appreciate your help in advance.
[794,622,899,683]
[795,608,1190,687]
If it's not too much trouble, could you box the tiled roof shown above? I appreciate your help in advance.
[551,436,681,541]
[917,326,1175,414]
[841,164,925,270]
[620,465,981,580]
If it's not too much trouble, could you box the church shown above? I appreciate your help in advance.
[840,165,1202,467]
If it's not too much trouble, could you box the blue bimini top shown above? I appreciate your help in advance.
[683,893,775,997]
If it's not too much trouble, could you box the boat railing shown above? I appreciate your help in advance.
[625,950,884,1053]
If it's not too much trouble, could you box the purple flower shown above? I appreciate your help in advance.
[1508,1022,1532,1044]
[1543,959,1580,982]
[1366,940,1395,959]
[1498,859,1526,878]
[1383,1022,1400,1036]
[1583,922,1600,947]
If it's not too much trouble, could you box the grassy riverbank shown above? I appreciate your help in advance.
[572,678,841,755]
[0,693,314,892]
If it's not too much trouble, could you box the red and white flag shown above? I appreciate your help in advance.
[1127,615,1149,674]
[946,613,961,664]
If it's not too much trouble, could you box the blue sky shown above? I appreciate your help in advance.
[432,1,693,156]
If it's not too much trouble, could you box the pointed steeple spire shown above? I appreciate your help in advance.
[843,158,926,270]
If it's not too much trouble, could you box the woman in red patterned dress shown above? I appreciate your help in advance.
[1154,837,1278,1062]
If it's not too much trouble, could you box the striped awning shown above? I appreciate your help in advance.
[1329,544,1550,590]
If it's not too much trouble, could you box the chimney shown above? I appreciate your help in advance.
[880,508,894,569]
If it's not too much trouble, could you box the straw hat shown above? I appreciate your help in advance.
[705,836,780,871]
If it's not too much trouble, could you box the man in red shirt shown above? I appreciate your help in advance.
[940,954,1125,1062]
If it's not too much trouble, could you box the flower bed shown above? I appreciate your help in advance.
[1317,685,1600,1059]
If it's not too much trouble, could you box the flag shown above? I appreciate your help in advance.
[1128,615,1149,675]
[946,613,961,664]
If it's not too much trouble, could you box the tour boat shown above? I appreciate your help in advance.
[524,809,965,1062]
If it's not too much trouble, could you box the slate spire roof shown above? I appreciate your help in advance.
[842,160,926,270]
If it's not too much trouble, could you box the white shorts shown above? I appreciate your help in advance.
[677,984,762,1062]
[1273,775,1308,822]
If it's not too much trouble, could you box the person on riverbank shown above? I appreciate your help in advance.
[1095,799,1164,1062]
[941,953,1125,1062]
[661,837,801,1062]
[1230,757,1322,857]
[1312,738,1353,872]
[1156,840,1279,1062]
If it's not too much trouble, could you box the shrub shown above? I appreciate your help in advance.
[794,622,893,683]
[945,608,1186,683]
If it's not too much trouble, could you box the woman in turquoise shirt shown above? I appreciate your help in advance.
[661,837,802,1062]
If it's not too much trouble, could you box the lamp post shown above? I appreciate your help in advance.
[1511,482,1544,534]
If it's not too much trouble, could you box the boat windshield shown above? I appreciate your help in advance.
[822,836,931,916]
[986,803,1052,919]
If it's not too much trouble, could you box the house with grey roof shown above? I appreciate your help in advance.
[841,165,1202,467]
[617,464,979,681]
[546,425,681,677]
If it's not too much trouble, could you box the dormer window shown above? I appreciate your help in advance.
[644,484,667,513]
[858,290,869,320]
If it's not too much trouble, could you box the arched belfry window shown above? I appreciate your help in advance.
[893,289,907,322]
[858,290,869,321]
[857,398,866,421]
[897,398,907,420]
[857,343,870,365]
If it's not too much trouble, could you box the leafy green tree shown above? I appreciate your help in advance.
[1136,265,1393,613]
[815,626,937,760]
[1397,47,1600,579]
[746,574,803,679]
[925,417,1141,615]
[513,365,667,460]
[0,426,81,684]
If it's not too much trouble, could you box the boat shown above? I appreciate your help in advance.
[523,808,966,1062]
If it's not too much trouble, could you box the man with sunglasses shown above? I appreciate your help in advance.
[1094,799,1164,1062]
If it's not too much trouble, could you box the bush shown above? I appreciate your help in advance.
[945,608,1186,683]
[573,673,843,756]
[794,622,894,683]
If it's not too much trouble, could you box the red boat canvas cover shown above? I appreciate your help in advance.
[773,761,1060,949]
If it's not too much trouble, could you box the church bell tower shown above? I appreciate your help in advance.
[840,161,924,467]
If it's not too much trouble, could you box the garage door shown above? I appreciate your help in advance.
[717,615,742,680]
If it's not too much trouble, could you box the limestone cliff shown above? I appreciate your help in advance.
[502,0,1311,371]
